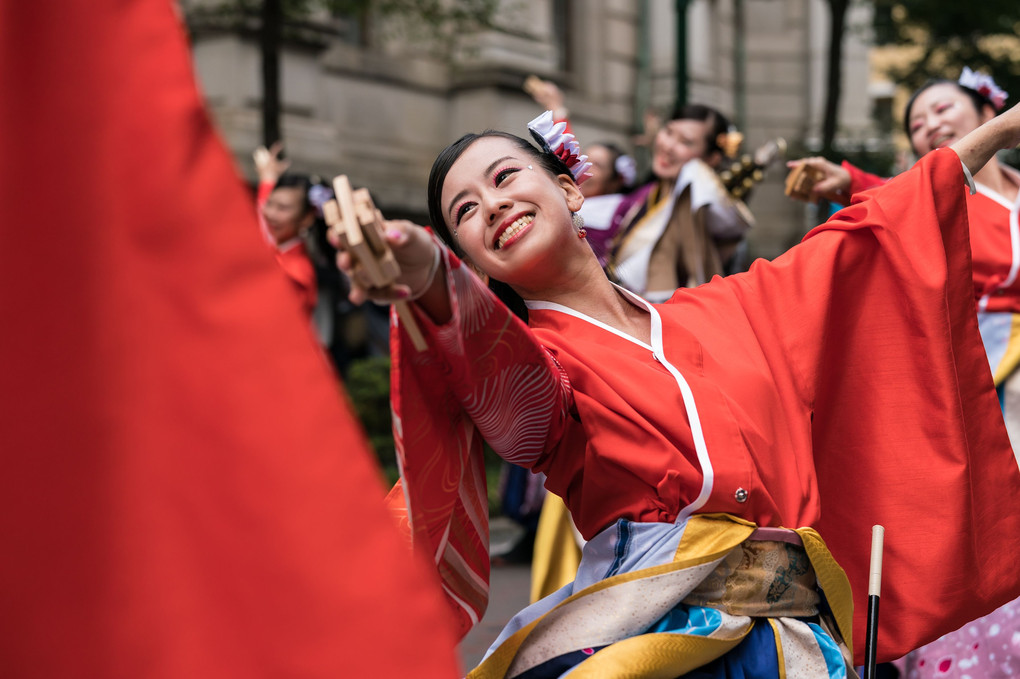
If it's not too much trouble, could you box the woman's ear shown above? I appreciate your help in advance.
[557,174,585,213]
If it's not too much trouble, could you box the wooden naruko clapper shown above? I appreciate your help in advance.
[322,175,427,351]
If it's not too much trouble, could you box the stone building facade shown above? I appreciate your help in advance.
[185,0,879,259]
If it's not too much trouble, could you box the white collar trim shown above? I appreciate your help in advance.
[525,285,655,352]
[525,286,714,522]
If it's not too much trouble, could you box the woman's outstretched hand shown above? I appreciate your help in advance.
[952,101,1020,176]
[333,219,447,312]
[785,157,852,205]
[253,141,290,185]
[523,75,567,120]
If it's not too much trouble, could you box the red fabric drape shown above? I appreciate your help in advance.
[0,2,458,676]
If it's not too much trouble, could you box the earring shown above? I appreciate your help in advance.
[572,212,587,239]
[527,165,534,170]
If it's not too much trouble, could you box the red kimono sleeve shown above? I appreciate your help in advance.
[842,159,888,195]
[0,1,460,677]
[727,149,1020,663]
[388,246,571,638]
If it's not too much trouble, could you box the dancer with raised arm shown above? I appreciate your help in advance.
[788,70,1020,445]
[790,67,1020,679]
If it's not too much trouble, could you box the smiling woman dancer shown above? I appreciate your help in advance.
[339,107,1020,678]
[604,104,753,297]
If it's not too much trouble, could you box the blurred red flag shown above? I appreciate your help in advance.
[0,2,459,677]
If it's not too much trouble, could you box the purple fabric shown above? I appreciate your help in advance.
[587,182,655,265]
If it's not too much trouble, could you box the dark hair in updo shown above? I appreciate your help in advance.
[667,103,732,158]
[903,79,998,139]
[426,130,574,321]
[272,173,315,215]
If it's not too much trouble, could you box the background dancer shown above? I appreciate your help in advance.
[788,67,1020,679]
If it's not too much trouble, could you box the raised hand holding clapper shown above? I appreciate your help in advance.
[323,176,427,351]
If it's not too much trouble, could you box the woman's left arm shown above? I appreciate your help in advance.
[951,101,1020,178]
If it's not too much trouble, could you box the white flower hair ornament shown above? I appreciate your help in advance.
[958,66,1009,111]
[307,183,334,217]
[527,111,593,186]
[615,154,637,188]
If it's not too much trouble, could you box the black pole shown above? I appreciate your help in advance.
[675,0,690,110]
[864,594,879,679]
[260,0,282,147]
[733,0,746,131]
[864,525,884,679]
[822,0,849,156]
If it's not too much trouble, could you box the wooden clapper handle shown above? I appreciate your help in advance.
[322,175,427,351]
[783,163,824,202]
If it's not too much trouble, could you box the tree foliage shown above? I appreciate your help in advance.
[183,0,499,51]
[182,0,499,145]
[344,355,396,477]
[873,0,1020,102]
[345,0,500,53]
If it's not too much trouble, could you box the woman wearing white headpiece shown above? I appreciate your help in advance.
[334,96,1020,676]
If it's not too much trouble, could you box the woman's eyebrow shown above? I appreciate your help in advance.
[446,155,517,220]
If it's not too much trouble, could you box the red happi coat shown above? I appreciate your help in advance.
[390,149,1020,664]
[256,181,318,314]
[971,177,1020,312]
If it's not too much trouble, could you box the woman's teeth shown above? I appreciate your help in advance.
[496,215,533,250]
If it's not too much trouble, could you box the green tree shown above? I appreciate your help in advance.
[183,0,498,146]
[344,355,396,477]
[872,0,1020,104]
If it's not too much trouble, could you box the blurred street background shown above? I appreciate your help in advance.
[459,518,533,669]
[180,0,1020,376]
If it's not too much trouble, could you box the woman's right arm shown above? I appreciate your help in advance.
[352,224,570,639]
[338,221,572,467]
